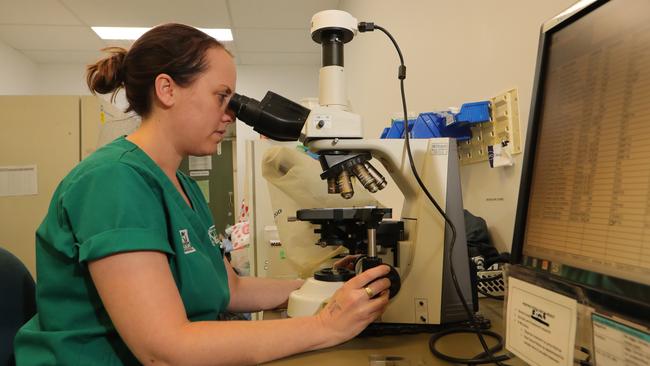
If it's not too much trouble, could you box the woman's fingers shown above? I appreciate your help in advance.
[361,277,391,299]
[346,265,390,289]
[359,291,390,320]
[316,277,392,346]
[332,254,363,270]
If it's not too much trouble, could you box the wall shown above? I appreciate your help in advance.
[0,41,91,96]
[340,0,575,252]
[0,96,81,276]
[34,64,91,95]
[0,39,37,94]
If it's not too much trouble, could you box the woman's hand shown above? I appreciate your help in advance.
[332,254,364,271]
[315,264,391,346]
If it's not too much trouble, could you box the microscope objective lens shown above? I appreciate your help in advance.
[337,170,354,199]
[351,163,378,193]
[364,162,387,190]
[327,177,340,194]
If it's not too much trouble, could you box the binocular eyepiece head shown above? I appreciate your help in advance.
[227,91,310,141]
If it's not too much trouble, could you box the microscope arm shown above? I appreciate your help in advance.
[307,138,433,283]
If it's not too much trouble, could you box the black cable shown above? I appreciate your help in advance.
[429,328,511,365]
[361,23,511,365]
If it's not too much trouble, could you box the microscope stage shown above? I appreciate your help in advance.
[296,207,392,222]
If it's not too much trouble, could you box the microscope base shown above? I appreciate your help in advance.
[286,277,343,318]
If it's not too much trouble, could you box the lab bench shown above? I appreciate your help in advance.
[263,298,526,365]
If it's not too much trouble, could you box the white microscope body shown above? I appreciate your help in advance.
[286,10,473,325]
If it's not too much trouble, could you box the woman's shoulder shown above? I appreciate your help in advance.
[64,137,157,190]
[83,136,139,166]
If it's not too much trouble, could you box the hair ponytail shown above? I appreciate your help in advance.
[86,47,127,101]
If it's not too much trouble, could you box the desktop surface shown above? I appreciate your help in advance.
[263,298,524,366]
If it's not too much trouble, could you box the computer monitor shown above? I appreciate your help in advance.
[512,0,650,324]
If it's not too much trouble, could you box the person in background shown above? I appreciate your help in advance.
[14,23,391,366]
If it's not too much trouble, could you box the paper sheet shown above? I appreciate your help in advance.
[189,170,210,177]
[189,156,212,170]
[506,277,577,366]
[0,165,37,197]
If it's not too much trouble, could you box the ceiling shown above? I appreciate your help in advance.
[0,0,341,65]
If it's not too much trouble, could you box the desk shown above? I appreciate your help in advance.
[263,298,526,365]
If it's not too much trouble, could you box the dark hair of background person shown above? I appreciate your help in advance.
[86,23,228,117]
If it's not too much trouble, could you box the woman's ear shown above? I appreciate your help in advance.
[153,73,175,108]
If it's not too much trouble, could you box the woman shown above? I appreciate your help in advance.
[14,24,391,365]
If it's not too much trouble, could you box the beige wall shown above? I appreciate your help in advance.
[35,64,92,95]
[0,96,130,276]
[0,39,37,94]
[0,96,80,276]
[340,0,575,251]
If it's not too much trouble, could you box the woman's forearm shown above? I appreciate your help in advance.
[152,316,333,366]
[227,276,304,312]
[90,252,390,366]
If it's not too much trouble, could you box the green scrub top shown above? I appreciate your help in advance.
[14,136,230,365]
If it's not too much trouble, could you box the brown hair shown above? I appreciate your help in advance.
[86,23,226,117]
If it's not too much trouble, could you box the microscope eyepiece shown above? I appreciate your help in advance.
[228,93,261,124]
[227,91,310,141]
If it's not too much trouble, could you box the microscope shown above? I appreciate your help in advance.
[229,10,474,326]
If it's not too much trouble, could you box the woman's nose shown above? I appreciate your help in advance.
[223,109,235,124]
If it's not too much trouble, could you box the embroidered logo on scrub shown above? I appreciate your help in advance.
[208,225,219,247]
[179,229,196,254]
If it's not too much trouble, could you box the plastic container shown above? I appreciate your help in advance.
[454,101,491,124]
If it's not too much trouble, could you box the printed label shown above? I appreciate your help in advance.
[179,229,196,254]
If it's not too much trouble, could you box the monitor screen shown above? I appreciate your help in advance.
[513,0,650,307]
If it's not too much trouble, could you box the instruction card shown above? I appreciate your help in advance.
[506,277,577,366]
[592,313,650,366]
